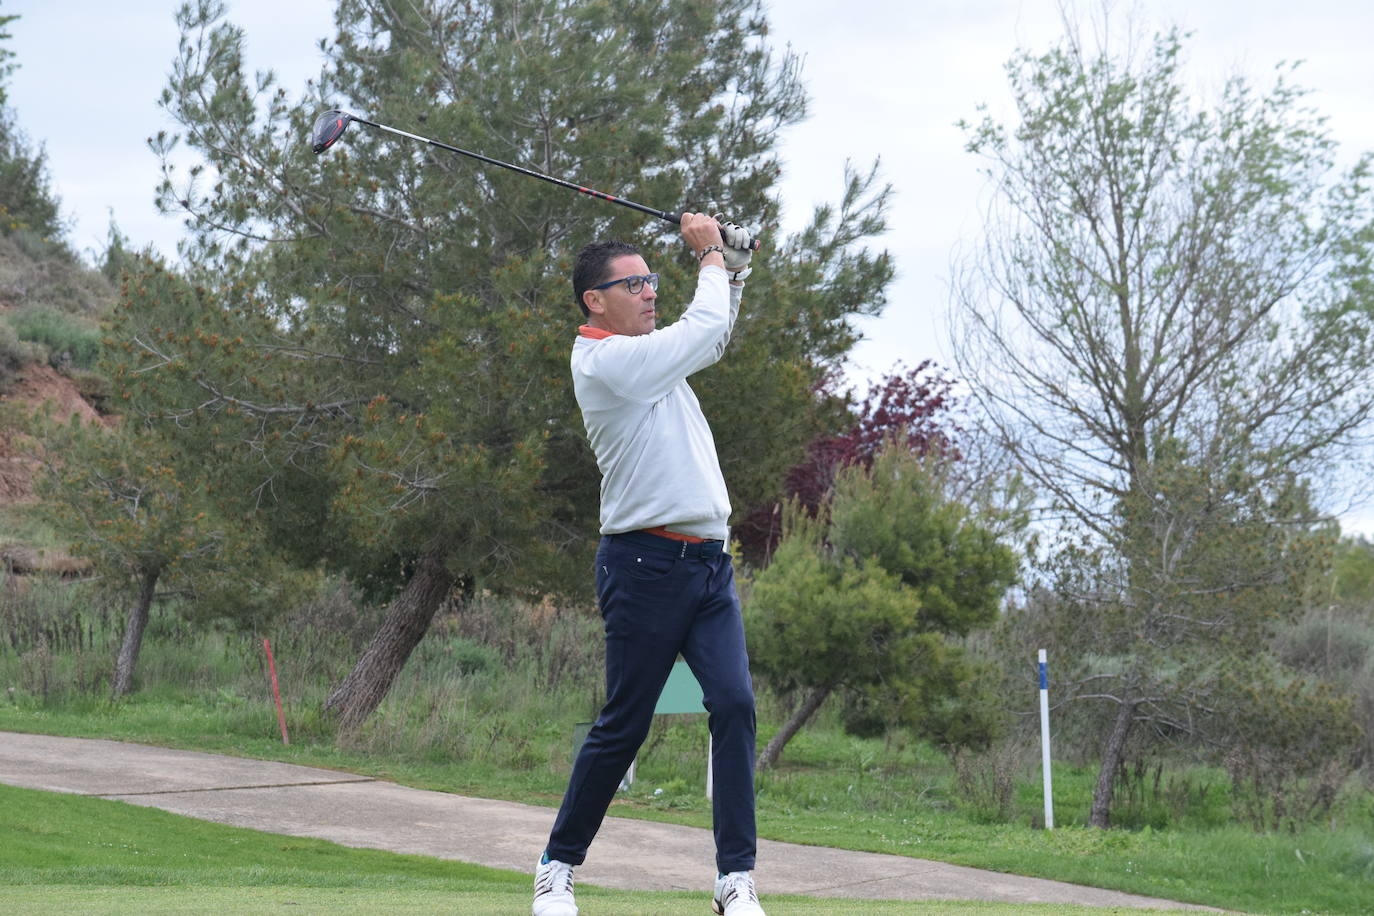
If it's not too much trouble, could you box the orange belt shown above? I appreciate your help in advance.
[643,525,708,544]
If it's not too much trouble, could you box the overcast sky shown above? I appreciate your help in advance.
[6,0,1374,529]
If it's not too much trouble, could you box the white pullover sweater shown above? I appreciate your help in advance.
[571,264,742,540]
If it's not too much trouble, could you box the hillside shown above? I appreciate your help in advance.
[0,229,115,575]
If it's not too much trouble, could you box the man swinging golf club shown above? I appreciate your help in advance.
[534,213,765,916]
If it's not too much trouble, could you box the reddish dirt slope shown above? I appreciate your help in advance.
[0,365,106,502]
[1,366,107,575]
[7,364,104,426]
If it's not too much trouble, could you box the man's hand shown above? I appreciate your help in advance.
[713,214,753,283]
[681,212,725,266]
[715,215,753,265]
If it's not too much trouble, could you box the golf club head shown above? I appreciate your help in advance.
[311,110,353,154]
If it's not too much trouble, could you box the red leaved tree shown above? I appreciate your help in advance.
[736,361,959,565]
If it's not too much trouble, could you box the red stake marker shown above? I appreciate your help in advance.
[263,638,289,746]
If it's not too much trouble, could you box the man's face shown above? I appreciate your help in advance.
[584,254,658,336]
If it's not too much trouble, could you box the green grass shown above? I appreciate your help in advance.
[6,887,1026,916]
[5,693,1374,914]
[0,784,1192,915]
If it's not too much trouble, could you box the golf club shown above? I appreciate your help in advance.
[311,109,761,250]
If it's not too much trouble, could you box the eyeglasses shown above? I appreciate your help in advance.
[589,273,659,295]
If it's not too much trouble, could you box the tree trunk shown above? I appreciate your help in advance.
[112,569,159,697]
[756,685,832,772]
[324,550,455,735]
[1089,697,1137,828]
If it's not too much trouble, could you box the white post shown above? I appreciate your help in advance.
[1038,648,1054,829]
[706,734,713,800]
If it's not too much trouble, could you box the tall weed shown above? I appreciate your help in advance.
[1110,756,1228,831]
[0,575,118,701]
[951,740,1025,824]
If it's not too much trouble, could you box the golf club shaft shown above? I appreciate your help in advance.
[350,115,762,250]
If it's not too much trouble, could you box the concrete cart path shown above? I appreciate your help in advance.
[0,731,1218,911]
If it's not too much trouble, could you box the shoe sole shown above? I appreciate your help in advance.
[532,904,577,916]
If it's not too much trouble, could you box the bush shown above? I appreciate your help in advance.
[1274,607,1374,775]
[255,575,384,683]
[447,637,501,676]
[0,319,43,391]
[1277,609,1374,677]
[1357,654,1374,777]
[1220,673,1362,832]
[3,303,102,367]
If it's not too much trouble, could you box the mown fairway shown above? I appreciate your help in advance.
[0,783,1217,915]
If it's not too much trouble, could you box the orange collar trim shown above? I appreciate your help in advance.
[578,325,616,340]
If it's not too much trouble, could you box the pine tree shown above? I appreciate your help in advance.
[747,445,1017,769]
[0,8,64,243]
[124,0,897,732]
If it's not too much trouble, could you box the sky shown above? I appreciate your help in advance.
[5,0,1374,529]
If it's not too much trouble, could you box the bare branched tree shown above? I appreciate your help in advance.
[953,8,1374,826]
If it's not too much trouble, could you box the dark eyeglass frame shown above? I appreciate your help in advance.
[589,272,659,295]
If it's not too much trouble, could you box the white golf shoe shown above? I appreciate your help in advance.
[712,870,766,915]
[533,852,577,916]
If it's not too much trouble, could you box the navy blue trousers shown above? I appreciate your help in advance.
[545,531,757,873]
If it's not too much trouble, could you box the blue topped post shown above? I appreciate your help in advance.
[1039,649,1054,829]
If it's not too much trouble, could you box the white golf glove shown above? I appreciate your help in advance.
[714,214,754,282]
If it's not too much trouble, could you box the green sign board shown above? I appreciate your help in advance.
[655,660,706,714]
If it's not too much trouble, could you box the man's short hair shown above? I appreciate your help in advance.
[572,240,641,318]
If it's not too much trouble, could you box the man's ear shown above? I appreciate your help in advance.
[583,289,605,317]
